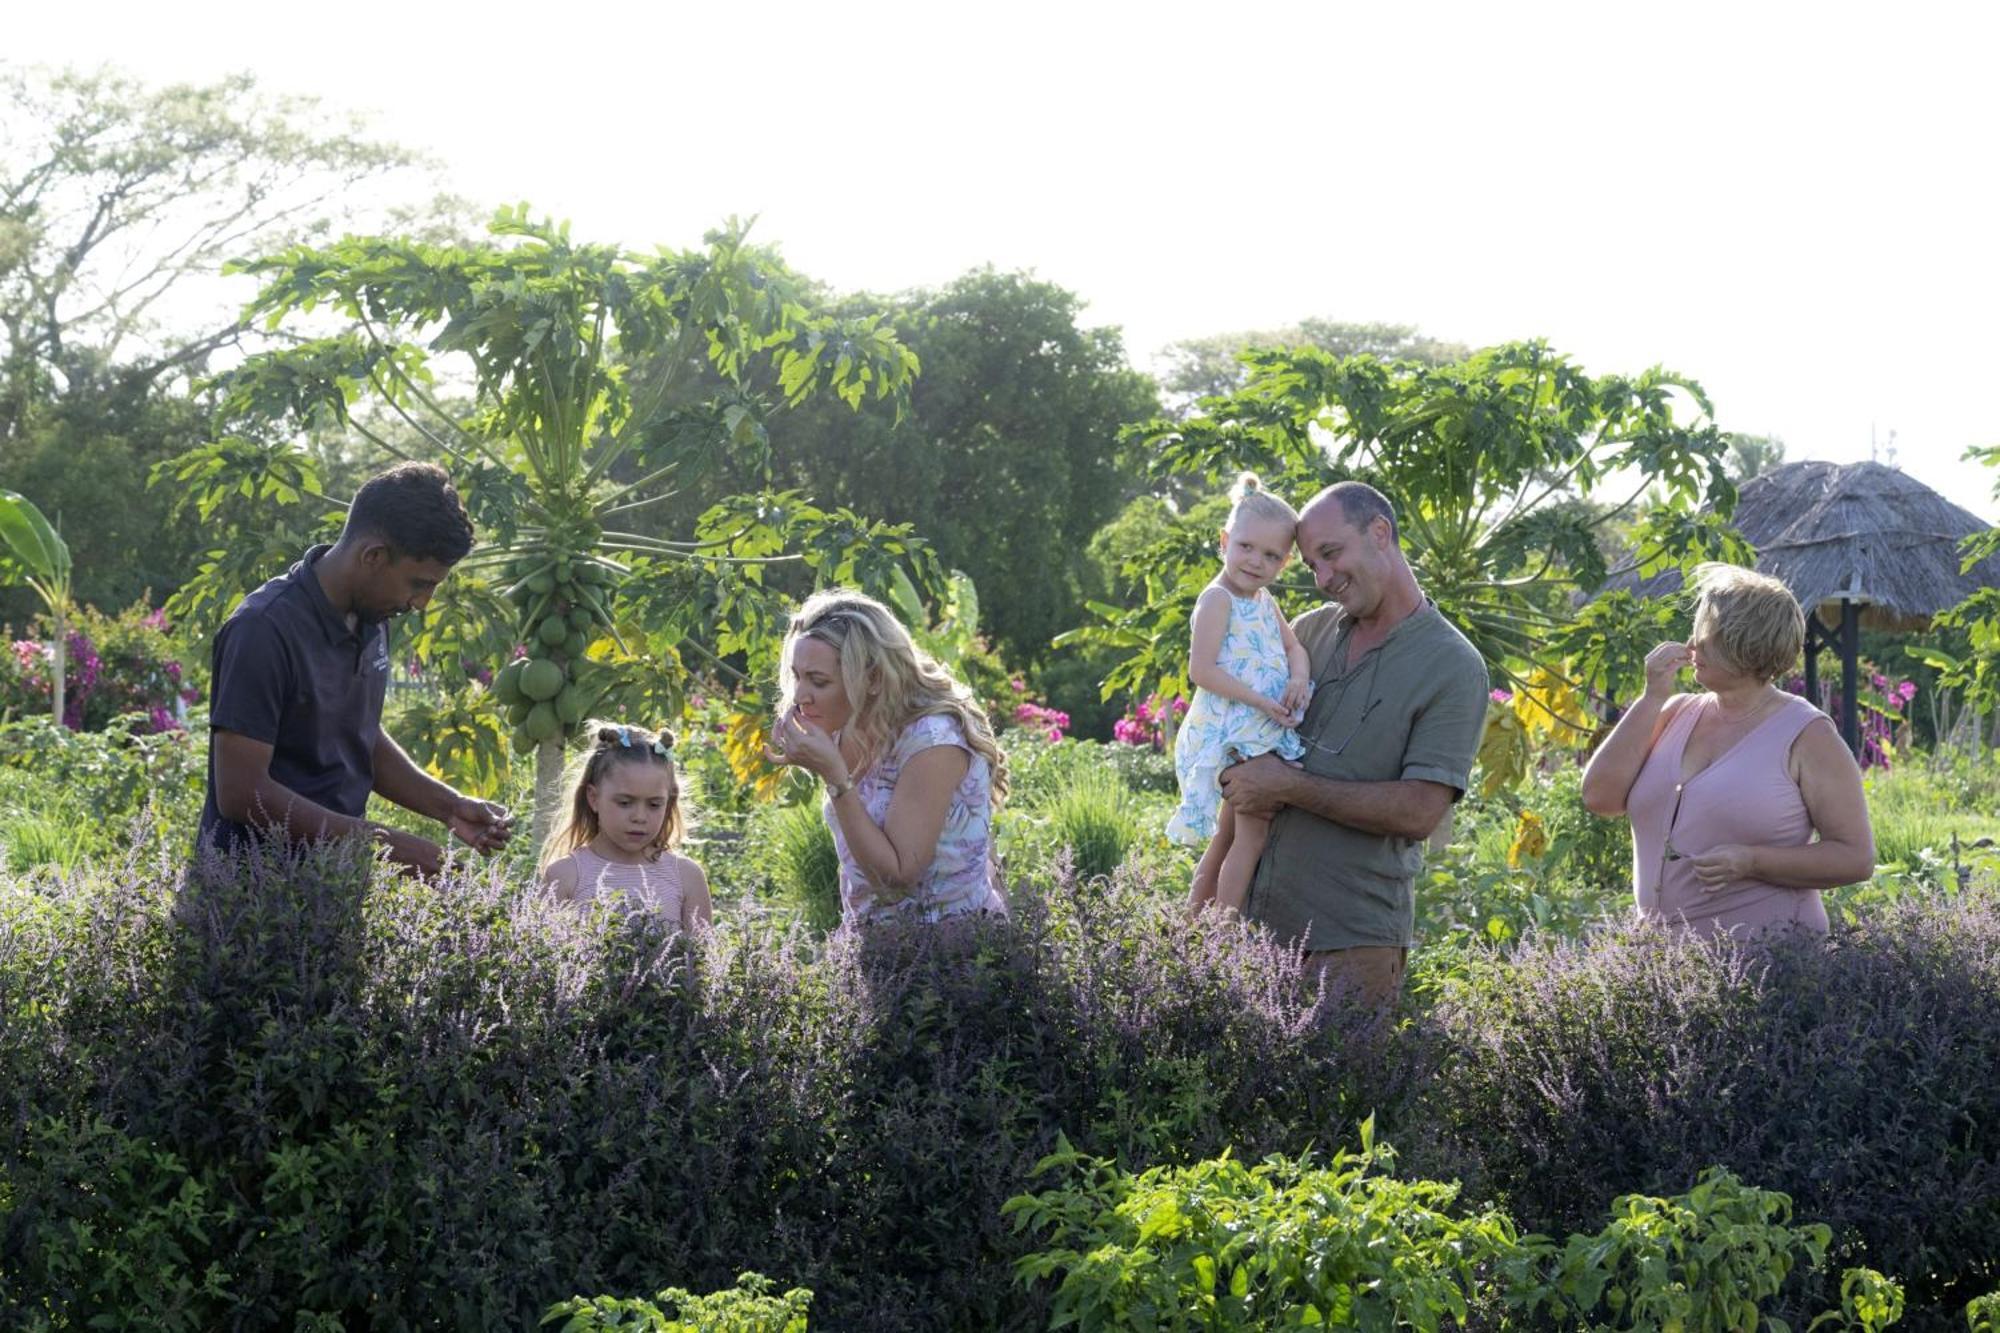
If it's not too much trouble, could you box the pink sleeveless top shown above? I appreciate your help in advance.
[1627,692,1831,938]
[567,846,687,922]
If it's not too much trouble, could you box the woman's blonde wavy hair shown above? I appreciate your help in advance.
[778,589,1009,805]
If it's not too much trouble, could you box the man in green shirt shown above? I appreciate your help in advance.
[1219,481,1489,1004]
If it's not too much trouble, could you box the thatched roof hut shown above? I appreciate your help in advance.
[1602,459,2000,753]
[1606,459,2000,627]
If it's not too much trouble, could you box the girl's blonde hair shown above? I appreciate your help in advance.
[777,588,1009,805]
[1226,472,1299,532]
[538,720,684,872]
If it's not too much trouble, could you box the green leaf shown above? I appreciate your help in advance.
[0,490,70,586]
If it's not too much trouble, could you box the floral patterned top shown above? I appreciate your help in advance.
[1167,587,1306,846]
[825,712,1005,923]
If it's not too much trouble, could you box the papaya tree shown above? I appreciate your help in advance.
[159,208,923,842]
[1917,443,2000,722]
[0,489,74,724]
[1061,341,1746,733]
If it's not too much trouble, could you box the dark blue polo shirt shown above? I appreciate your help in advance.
[197,545,391,853]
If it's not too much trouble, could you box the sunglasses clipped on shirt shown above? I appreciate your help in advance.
[1297,644,1385,762]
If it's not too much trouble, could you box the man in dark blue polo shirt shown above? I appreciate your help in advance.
[197,462,512,873]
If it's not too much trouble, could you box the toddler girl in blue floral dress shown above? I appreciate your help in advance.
[1170,474,1310,916]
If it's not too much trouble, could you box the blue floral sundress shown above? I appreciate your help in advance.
[1166,587,1305,845]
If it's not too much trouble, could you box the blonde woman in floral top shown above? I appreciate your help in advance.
[764,590,1009,923]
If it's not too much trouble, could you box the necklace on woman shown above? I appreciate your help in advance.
[1710,687,1780,724]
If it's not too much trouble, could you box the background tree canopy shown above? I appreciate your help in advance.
[1064,341,1746,717]
[0,64,440,626]
[647,268,1160,683]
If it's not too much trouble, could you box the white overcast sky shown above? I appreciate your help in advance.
[15,1,2000,517]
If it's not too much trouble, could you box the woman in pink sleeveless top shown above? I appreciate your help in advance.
[1581,565,1875,939]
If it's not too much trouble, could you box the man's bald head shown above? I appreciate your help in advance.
[1300,481,1397,542]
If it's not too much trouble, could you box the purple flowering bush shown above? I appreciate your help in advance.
[6,821,1996,1328]
[0,844,1390,1331]
[0,602,198,732]
[1788,667,1917,770]
[1413,897,2000,1324]
[1005,675,1070,743]
[1110,693,1185,750]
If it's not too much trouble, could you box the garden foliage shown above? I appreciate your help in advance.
[3,827,1998,1327]
[0,844,1380,1330]
[1006,1143,1887,1331]
[543,1271,811,1332]
[1004,1118,1519,1330]
[1415,903,2000,1322]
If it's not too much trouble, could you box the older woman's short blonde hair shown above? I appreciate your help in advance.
[1690,563,1805,684]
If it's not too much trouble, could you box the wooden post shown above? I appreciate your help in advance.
[1839,599,1862,758]
[1802,609,1823,707]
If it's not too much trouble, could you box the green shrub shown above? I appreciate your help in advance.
[1008,1135,1885,1333]
[1809,1268,1907,1332]
[1532,761,1632,891]
[755,799,841,931]
[0,1116,240,1333]
[1968,1290,2000,1332]
[1038,767,1146,882]
[1503,1167,1832,1329]
[544,1272,811,1331]
[0,710,204,834]
[0,841,1378,1330]
[1418,903,2000,1320]
[0,795,100,873]
[1005,1118,1519,1330]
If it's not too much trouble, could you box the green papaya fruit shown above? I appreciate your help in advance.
[523,702,560,742]
[520,658,565,702]
[493,658,527,706]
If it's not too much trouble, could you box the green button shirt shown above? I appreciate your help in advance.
[1244,599,1489,952]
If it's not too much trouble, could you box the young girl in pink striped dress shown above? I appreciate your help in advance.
[539,722,713,932]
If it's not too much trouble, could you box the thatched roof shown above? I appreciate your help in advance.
[1604,459,2000,629]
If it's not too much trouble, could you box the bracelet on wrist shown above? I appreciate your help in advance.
[825,775,855,801]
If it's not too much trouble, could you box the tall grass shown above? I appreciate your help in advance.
[758,800,842,931]
[1863,758,2000,874]
[0,774,104,873]
[1038,767,1145,882]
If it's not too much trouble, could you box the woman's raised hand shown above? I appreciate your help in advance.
[1642,641,1694,702]
[764,706,846,784]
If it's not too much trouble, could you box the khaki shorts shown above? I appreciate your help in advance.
[1304,945,1407,1007]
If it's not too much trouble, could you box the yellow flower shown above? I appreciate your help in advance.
[1476,699,1530,796]
[1512,666,1594,749]
[722,710,788,803]
[1508,809,1549,868]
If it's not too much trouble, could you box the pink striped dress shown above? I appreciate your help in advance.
[565,845,689,923]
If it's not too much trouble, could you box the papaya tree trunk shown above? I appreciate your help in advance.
[532,735,566,850]
[50,604,66,728]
